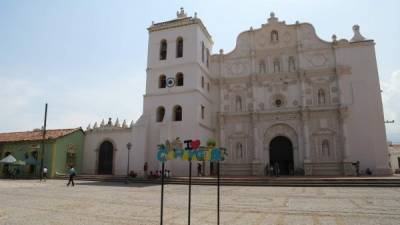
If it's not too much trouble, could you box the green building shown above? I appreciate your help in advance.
[0,128,84,178]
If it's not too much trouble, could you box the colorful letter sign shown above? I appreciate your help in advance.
[156,138,227,162]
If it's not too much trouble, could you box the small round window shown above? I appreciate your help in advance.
[275,99,282,107]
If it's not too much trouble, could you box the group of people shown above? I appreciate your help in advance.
[265,162,281,177]
[148,170,171,179]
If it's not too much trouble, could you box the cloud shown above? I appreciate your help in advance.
[381,70,400,143]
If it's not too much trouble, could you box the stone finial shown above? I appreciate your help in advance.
[100,119,105,127]
[151,21,154,25]
[93,122,98,129]
[219,49,224,55]
[332,34,337,42]
[130,120,134,128]
[115,118,120,127]
[194,12,197,18]
[296,20,300,25]
[122,119,127,128]
[177,7,187,18]
[268,12,278,23]
[86,123,91,131]
[350,25,366,42]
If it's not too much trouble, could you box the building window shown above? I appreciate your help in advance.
[235,96,242,112]
[176,73,184,86]
[160,39,167,60]
[259,59,266,74]
[271,30,279,42]
[318,89,326,105]
[206,48,210,68]
[201,41,205,63]
[273,59,280,73]
[201,105,205,119]
[159,75,166,88]
[66,145,76,167]
[176,37,183,58]
[173,105,182,121]
[156,106,165,122]
[322,140,330,156]
[207,83,210,92]
[201,76,204,88]
[288,56,296,72]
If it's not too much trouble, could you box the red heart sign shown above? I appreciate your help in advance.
[191,140,201,149]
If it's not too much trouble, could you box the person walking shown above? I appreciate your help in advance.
[42,166,48,182]
[67,166,76,187]
[197,163,202,176]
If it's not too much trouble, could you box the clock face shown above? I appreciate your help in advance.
[166,77,175,87]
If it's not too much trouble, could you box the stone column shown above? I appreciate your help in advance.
[339,107,354,175]
[251,113,262,175]
[301,110,312,175]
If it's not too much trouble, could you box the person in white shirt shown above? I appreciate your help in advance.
[43,166,48,181]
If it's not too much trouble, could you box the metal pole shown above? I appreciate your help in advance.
[188,160,192,225]
[40,103,48,180]
[217,161,220,225]
[160,162,165,225]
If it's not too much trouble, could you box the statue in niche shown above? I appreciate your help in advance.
[271,30,279,42]
[259,60,266,74]
[235,96,242,112]
[273,59,280,73]
[288,56,296,72]
[322,140,330,157]
[318,89,326,105]
[236,142,243,159]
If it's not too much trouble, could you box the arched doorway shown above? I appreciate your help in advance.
[269,136,294,175]
[98,141,114,174]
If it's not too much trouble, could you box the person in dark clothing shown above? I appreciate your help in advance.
[67,166,76,187]
[197,163,202,176]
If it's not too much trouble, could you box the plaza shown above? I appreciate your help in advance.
[0,179,399,225]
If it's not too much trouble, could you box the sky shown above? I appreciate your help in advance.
[0,0,399,142]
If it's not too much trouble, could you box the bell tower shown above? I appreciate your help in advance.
[142,8,215,175]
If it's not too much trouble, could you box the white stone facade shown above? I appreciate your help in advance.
[82,10,391,176]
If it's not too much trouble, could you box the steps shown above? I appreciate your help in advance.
[220,163,253,176]
[55,174,400,187]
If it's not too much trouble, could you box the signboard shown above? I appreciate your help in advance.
[156,139,226,162]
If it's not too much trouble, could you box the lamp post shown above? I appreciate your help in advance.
[126,142,132,178]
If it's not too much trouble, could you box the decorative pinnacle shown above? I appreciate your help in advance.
[350,25,366,42]
[177,7,187,18]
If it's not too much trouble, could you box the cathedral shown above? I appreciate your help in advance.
[83,9,391,176]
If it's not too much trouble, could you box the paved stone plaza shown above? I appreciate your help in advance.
[0,180,399,225]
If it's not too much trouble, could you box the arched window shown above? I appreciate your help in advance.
[288,56,296,72]
[201,105,205,119]
[156,106,165,122]
[235,96,242,112]
[201,41,205,63]
[160,39,167,60]
[159,75,166,88]
[176,73,184,86]
[206,48,210,68]
[201,76,204,88]
[273,59,280,73]
[322,140,330,156]
[259,60,266,74]
[173,105,182,121]
[318,89,326,105]
[271,30,279,42]
[176,37,183,58]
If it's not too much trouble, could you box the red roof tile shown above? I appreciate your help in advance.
[0,128,82,143]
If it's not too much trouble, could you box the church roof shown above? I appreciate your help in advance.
[0,128,82,143]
